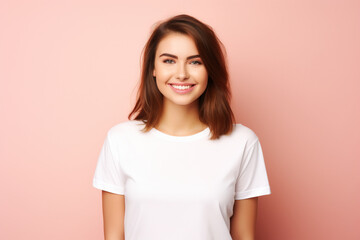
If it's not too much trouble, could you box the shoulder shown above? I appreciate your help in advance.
[106,120,145,141]
[229,123,260,145]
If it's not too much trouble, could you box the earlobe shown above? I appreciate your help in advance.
[153,69,156,77]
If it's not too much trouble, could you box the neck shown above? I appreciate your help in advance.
[155,99,207,136]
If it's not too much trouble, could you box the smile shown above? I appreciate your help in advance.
[168,84,196,94]
[171,84,193,90]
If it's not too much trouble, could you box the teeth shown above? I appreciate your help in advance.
[171,84,193,90]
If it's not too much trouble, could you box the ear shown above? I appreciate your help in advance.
[153,69,156,77]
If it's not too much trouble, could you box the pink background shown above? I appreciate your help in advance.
[1,1,359,239]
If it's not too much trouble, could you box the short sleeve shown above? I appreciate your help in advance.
[92,132,125,195]
[235,138,271,200]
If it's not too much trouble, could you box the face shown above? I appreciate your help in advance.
[152,32,208,108]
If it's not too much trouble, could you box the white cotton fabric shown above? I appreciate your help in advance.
[93,120,271,240]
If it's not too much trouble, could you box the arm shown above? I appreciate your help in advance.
[102,191,125,240]
[230,197,258,240]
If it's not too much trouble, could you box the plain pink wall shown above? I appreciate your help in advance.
[1,0,359,239]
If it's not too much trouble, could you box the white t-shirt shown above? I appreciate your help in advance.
[93,120,271,240]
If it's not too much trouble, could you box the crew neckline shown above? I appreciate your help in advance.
[150,125,210,142]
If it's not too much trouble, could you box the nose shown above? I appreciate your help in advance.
[176,62,189,80]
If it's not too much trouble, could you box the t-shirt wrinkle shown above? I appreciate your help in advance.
[244,138,260,156]
[239,139,260,174]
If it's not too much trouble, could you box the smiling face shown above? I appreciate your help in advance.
[152,32,208,108]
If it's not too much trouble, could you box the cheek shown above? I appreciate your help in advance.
[189,67,206,76]
[156,68,173,79]
[197,70,208,83]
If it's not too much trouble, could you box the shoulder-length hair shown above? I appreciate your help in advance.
[128,14,235,140]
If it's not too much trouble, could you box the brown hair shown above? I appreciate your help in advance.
[128,14,235,140]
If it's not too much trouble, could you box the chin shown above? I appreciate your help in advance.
[167,98,199,107]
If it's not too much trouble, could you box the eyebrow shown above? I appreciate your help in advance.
[159,53,201,60]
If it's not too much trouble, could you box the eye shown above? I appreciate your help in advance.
[190,60,202,65]
[163,59,175,64]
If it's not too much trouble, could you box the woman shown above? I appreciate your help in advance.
[93,14,271,240]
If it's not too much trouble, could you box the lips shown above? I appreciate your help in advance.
[168,83,196,86]
[168,83,196,94]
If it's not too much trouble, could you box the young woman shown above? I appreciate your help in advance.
[93,14,271,240]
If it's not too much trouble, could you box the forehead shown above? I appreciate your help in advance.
[156,33,199,56]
